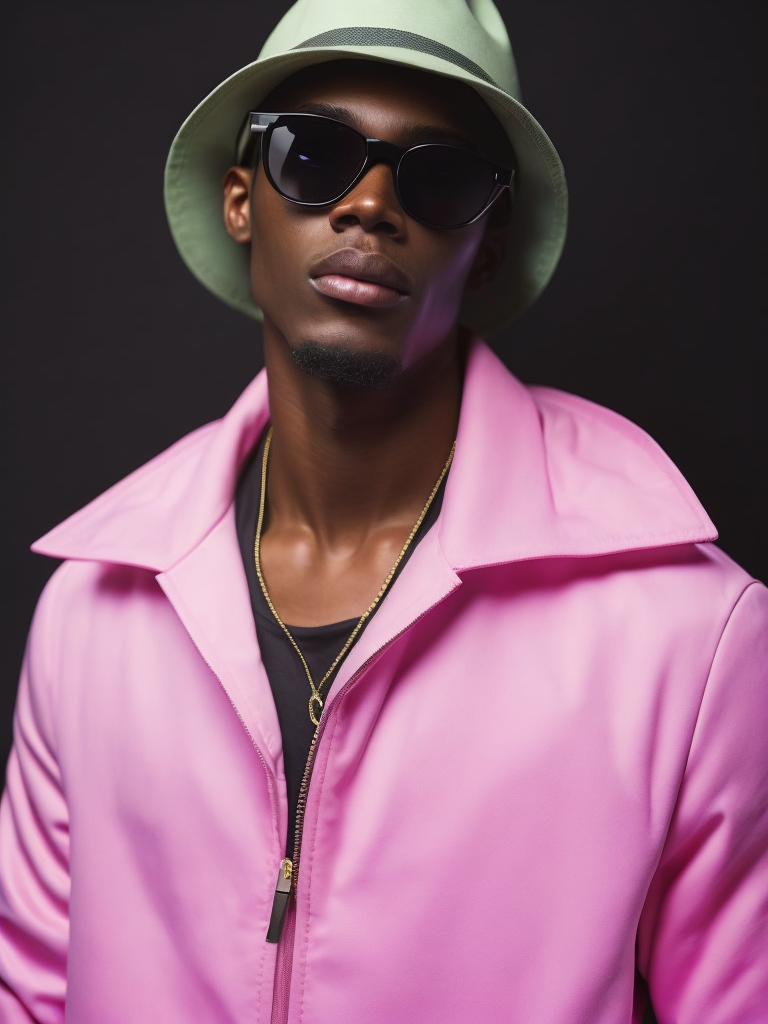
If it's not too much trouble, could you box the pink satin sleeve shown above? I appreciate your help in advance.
[638,581,768,1022]
[0,582,70,1024]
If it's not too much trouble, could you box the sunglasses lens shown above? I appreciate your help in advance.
[267,117,367,204]
[398,146,497,227]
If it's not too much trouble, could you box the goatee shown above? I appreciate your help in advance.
[291,341,400,389]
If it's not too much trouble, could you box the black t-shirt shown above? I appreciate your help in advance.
[235,432,446,857]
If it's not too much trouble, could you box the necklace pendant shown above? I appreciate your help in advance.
[309,693,324,727]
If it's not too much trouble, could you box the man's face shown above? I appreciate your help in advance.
[225,60,510,386]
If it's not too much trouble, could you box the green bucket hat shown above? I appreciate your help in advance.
[164,0,567,336]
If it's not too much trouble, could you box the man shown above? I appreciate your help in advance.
[1,0,766,1021]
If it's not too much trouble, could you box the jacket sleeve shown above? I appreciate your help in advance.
[0,579,70,1024]
[637,580,768,1023]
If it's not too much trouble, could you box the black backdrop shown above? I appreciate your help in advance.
[3,1,766,813]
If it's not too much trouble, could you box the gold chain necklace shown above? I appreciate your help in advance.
[254,427,455,726]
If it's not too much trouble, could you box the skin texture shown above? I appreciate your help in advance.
[222,60,510,625]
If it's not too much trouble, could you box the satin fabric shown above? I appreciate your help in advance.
[1,338,766,1023]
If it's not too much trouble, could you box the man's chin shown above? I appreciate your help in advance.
[290,340,401,389]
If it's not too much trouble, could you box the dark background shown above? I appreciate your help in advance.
[2,6,765,996]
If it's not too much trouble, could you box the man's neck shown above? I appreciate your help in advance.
[261,330,463,551]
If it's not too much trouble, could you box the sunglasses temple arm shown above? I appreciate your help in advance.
[250,112,280,131]
[235,113,281,163]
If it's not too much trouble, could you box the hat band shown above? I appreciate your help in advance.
[292,27,497,88]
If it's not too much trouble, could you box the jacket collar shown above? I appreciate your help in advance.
[32,338,716,570]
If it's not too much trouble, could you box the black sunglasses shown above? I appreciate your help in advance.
[236,112,515,230]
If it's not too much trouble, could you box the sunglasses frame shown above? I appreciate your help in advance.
[238,111,514,229]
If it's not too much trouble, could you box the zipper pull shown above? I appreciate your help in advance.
[266,858,293,943]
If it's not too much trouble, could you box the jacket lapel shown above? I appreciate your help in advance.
[321,522,463,708]
[157,509,283,769]
[439,340,717,570]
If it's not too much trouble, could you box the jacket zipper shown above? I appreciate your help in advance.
[265,857,293,942]
[264,718,322,943]
[266,581,461,1020]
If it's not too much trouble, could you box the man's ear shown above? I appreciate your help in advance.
[464,222,507,293]
[222,166,254,243]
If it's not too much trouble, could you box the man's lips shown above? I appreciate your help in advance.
[308,249,411,308]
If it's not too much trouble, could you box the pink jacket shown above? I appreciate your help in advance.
[1,338,767,1024]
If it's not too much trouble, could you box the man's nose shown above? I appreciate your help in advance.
[328,161,407,237]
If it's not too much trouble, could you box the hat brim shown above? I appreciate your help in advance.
[164,45,567,336]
